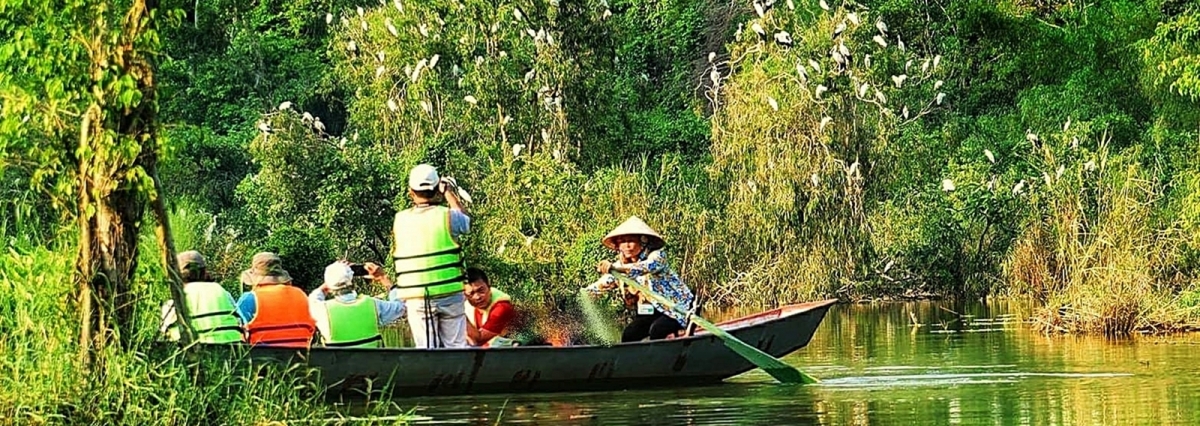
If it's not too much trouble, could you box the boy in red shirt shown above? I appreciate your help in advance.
[463,268,516,347]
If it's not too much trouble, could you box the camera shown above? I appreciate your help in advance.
[349,263,370,277]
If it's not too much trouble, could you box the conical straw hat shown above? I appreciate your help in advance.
[602,216,665,250]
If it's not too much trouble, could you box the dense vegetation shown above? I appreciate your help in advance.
[3,0,1200,421]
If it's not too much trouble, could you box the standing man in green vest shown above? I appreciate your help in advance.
[308,261,407,348]
[159,250,243,343]
[390,163,471,348]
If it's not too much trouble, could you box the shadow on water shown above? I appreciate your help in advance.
[349,300,1200,425]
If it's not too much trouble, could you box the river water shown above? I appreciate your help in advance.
[387,300,1200,425]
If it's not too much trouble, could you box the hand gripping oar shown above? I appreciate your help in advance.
[612,273,818,384]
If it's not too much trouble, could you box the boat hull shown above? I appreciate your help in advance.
[226,299,836,396]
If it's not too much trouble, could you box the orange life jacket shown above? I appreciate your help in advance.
[245,284,316,348]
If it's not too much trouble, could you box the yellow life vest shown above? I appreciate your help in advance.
[391,205,465,299]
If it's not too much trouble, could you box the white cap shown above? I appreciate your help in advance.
[324,262,355,291]
[408,164,440,191]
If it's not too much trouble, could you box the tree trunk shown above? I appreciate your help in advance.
[75,0,179,368]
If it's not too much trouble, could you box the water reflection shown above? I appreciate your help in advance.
[384,301,1200,425]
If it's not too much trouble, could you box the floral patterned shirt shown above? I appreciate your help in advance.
[590,249,695,326]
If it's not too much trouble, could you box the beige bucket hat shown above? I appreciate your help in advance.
[240,252,293,286]
[602,216,665,251]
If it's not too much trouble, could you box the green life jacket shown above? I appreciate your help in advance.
[391,205,465,299]
[167,282,243,344]
[324,296,383,348]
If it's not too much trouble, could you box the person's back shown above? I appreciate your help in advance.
[309,262,406,348]
[161,251,242,344]
[391,164,471,349]
[236,252,316,348]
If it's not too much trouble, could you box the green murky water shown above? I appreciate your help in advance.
[385,300,1200,425]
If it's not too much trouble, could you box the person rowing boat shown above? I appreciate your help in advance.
[584,216,695,342]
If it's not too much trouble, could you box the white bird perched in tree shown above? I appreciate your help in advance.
[419,23,429,37]
[754,1,766,18]
[838,41,850,58]
[376,65,386,78]
[357,6,364,17]
[891,74,907,88]
[787,0,795,10]
[526,28,537,38]
[811,173,820,187]
[819,0,830,11]
[858,82,870,97]
[820,116,832,131]
[796,62,807,83]
[313,119,325,133]
[512,143,525,158]
[360,20,368,31]
[1056,165,1065,179]
[302,112,314,122]
[1026,129,1039,144]
[376,51,385,63]
[429,54,440,69]
[898,39,906,52]
[325,13,333,25]
[874,88,887,104]
[257,121,272,134]
[708,52,716,63]
[876,20,887,33]
[921,58,931,74]
[710,68,721,86]
[834,22,846,38]
[464,95,478,105]
[767,96,779,111]
[832,50,845,66]
[934,80,944,90]
[985,149,995,163]
[774,31,793,47]
[278,101,292,110]
[1063,117,1071,131]
[541,128,551,143]
[386,19,398,37]
[809,58,822,74]
[387,98,398,112]
[815,84,828,99]
[873,35,888,47]
[942,179,955,191]
[513,7,524,21]
[936,92,946,105]
[348,40,357,52]
[603,8,613,19]
[847,12,860,26]
[420,100,432,114]
[933,55,942,70]
[1084,160,1096,171]
[500,115,512,126]
[864,54,872,68]
[902,105,909,119]
[394,0,403,12]
[1013,180,1026,194]
[524,69,536,83]
[751,22,766,38]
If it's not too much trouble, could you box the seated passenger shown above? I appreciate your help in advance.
[309,261,406,348]
[462,268,517,347]
[159,250,242,343]
[235,252,317,348]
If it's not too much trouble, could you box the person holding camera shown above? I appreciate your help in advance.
[388,164,471,349]
[308,261,407,348]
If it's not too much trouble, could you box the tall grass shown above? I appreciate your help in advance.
[1006,131,1198,334]
[0,217,336,423]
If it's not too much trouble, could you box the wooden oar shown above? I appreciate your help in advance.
[611,273,819,384]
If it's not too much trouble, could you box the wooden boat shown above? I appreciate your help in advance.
[234,299,836,396]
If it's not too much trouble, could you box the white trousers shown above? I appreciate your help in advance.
[405,292,467,348]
